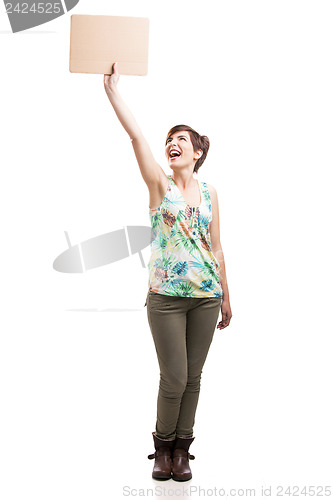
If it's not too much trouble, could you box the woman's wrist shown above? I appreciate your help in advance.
[105,86,119,100]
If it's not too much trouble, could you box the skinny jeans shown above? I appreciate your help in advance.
[145,290,222,441]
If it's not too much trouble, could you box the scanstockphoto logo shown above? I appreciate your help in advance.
[3,0,79,33]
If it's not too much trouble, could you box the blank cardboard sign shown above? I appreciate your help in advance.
[69,15,149,75]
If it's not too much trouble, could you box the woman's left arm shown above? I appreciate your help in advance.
[208,184,232,329]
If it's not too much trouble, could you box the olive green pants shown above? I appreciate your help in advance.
[145,290,222,441]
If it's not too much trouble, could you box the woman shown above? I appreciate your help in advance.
[104,62,232,481]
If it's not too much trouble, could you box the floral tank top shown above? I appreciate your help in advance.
[147,175,223,298]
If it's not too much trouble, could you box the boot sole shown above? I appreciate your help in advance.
[152,474,172,481]
[172,474,192,482]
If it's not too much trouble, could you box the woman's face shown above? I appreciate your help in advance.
[165,130,202,168]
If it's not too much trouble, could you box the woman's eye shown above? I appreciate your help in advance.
[166,137,186,144]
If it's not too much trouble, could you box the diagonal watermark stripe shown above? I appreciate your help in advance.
[3,0,79,33]
[53,226,153,273]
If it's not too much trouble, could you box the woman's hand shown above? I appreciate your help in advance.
[217,299,232,330]
[104,62,119,95]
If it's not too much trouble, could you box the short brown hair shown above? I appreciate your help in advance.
[165,124,210,174]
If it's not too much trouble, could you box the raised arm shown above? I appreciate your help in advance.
[104,62,166,190]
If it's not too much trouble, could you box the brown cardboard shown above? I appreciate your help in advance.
[69,14,149,75]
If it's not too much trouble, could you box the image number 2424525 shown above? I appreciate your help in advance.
[3,0,80,33]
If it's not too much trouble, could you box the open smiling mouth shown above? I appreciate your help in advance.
[169,150,181,160]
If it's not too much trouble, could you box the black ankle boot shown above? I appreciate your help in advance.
[172,436,195,481]
[148,433,175,480]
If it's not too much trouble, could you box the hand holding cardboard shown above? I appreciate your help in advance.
[104,62,120,94]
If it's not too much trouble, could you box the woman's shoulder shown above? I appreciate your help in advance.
[203,182,217,196]
[202,182,219,210]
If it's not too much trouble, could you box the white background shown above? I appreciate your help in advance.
[0,0,332,498]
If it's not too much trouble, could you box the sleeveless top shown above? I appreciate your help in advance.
[147,175,223,298]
